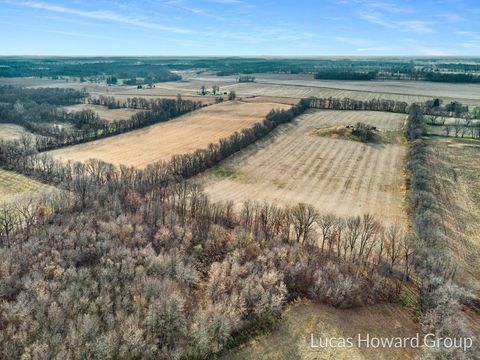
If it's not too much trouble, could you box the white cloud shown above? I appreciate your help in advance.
[356,45,398,52]
[10,1,192,34]
[366,1,414,14]
[398,20,435,33]
[358,11,435,33]
[334,36,368,46]
[437,13,463,23]
[204,0,242,3]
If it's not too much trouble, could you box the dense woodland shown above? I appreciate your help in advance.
[314,70,378,81]
[0,58,180,82]
[0,86,86,125]
[314,68,480,82]
[0,86,95,136]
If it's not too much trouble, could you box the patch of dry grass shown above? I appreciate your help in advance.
[223,299,420,360]
[0,169,53,203]
[0,123,32,141]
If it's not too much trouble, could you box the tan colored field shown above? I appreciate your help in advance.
[224,299,420,360]
[428,139,480,296]
[229,82,441,105]
[243,95,303,106]
[253,73,480,102]
[196,110,407,227]
[301,109,406,130]
[29,72,434,108]
[0,123,32,141]
[0,169,52,203]
[49,101,290,168]
[176,73,480,107]
[62,103,143,122]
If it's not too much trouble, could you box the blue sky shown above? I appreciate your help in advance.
[0,0,479,55]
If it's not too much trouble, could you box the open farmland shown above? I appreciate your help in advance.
[0,169,51,203]
[428,139,480,295]
[224,300,420,360]
[150,76,431,104]
[62,103,144,122]
[251,73,480,102]
[168,72,480,107]
[0,123,32,141]
[48,101,290,168]
[301,109,406,130]
[196,110,407,226]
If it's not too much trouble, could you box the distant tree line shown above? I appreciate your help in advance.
[0,85,93,135]
[237,75,256,82]
[423,71,480,83]
[0,85,86,105]
[314,70,378,81]
[436,63,480,72]
[0,59,181,82]
[0,86,87,128]
[3,57,480,83]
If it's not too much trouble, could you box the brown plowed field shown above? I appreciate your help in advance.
[196,110,407,226]
[48,101,290,168]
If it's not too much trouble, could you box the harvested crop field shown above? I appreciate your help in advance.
[49,101,290,168]
[230,82,441,105]
[0,123,32,141]
[0,169,52,203]
[224,299,420,360]
[178,73,480,107]
[252,73,480,102]
[152,77,431,104]
[428,139,480,295]
[301,109,406,130]
[196,110,407,227]
[62,103,144,122]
